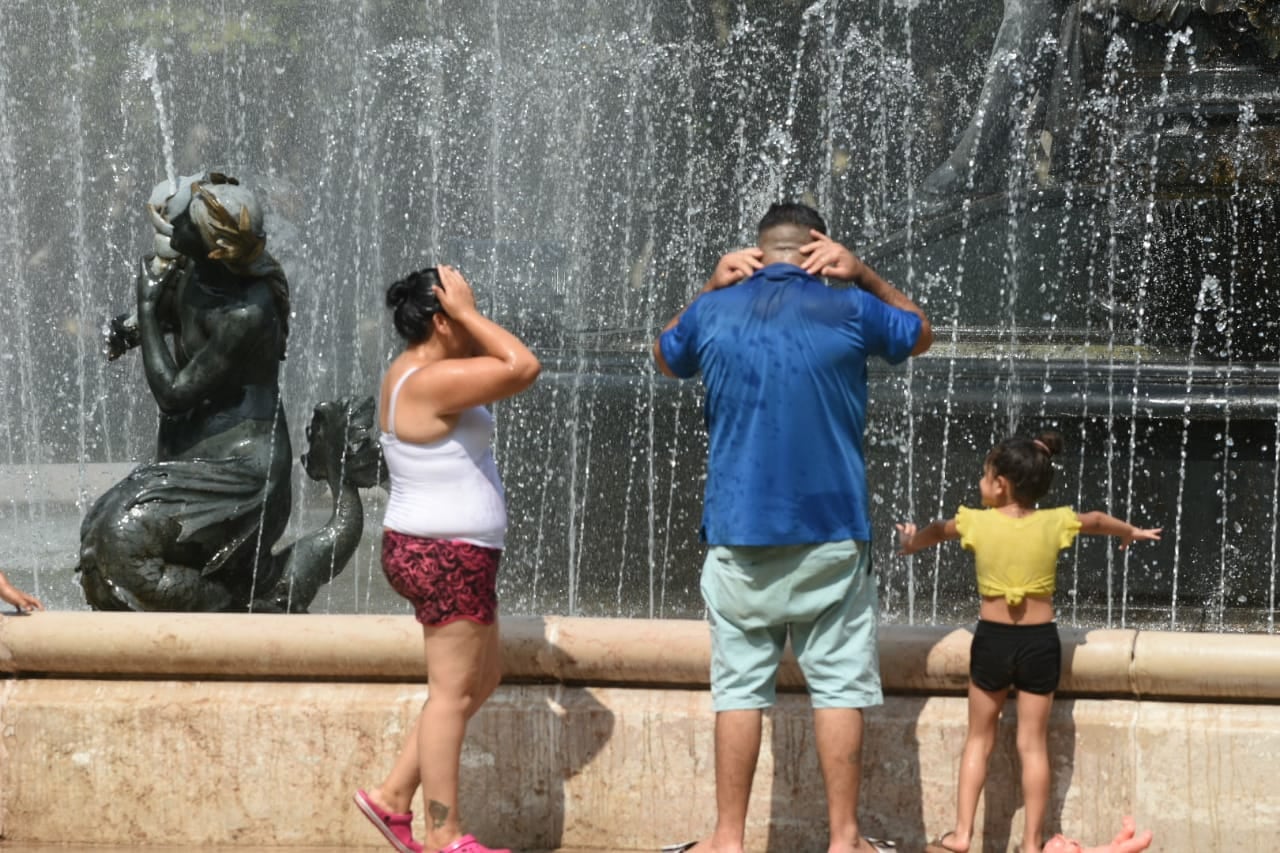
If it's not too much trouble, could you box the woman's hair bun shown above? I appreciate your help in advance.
[386,267,444,343]
[385,277,413,310]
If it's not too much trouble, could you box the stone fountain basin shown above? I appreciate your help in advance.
[2,612,1279,851]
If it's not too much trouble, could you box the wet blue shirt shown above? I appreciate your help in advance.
[659,263,921,546]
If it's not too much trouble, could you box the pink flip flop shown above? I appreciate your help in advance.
[436,834,511,853]
[354,789,424,853]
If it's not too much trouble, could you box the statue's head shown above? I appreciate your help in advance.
[146,172,201,262]
[146,172,266,270]
[301,396,385,489]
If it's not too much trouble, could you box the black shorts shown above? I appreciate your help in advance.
[969,619,1062,695]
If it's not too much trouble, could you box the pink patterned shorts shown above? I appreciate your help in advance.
[380,530,501,626]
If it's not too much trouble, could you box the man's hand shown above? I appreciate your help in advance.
[800,229,864,281]
[706,248,764,292]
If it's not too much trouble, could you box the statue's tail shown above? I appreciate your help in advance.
[257,396,381,614]
[75,556,133,612]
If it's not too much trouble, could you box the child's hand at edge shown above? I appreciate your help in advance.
[0,575,43,612]
[1119,527,1161,550]
[895,522,919,556]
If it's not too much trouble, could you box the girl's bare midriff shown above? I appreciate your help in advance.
[979,593,1055,625]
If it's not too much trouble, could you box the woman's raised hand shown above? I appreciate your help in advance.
[434,265,478,317]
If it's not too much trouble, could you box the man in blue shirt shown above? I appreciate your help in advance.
[654,202,932,853]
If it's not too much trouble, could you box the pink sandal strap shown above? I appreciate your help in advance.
[435,834,510,853]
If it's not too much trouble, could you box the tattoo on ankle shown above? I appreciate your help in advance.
[428,800,450,829]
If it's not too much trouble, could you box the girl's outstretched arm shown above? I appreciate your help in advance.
[896,519,959,555]
[1077,511,1162,549]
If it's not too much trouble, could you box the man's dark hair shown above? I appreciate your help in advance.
[757,202,827,236]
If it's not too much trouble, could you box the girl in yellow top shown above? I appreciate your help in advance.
[896,430,1160,853]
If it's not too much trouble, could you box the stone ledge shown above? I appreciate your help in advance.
[2,612,1280,699]
[4,680,1278,851]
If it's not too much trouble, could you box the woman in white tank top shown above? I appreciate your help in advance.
[355,265,539,853]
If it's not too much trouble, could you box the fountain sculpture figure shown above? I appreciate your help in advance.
[77,171,378,613]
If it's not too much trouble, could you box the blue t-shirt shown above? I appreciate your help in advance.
[659,263,921,546]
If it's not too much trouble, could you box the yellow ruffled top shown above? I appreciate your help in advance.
[955,505,1081,606]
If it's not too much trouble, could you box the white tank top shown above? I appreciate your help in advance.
[379,366,506,549]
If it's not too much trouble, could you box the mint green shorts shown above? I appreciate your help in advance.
[700,539,882,711]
